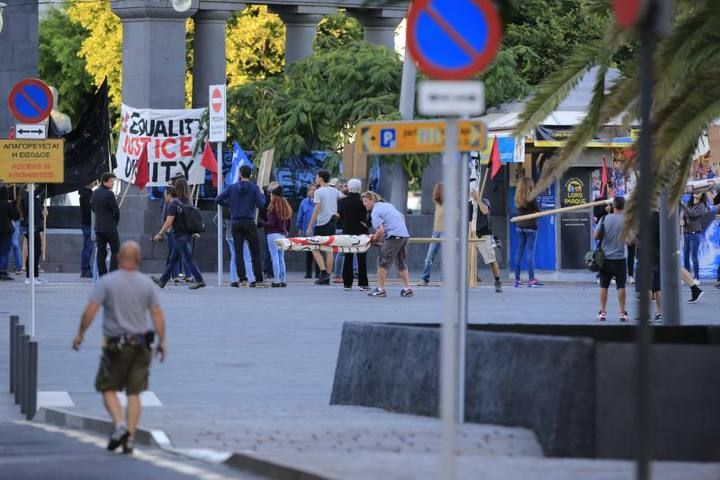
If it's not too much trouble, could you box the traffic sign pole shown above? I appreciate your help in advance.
[29,182,35,338]
[217,142,223,287]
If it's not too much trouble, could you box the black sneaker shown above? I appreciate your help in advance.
[280,282,287,288]
[271,282,282,288]
[400,288,414,298]
[654,313,663,323]
[368,288,386,297]
[689,286,704,304]
[189,282,206,290]
[315,274,330,285]
[122,436,134,455]
[230,281,239,288]
[151,276,166,289]
[494,280,503,293]
[107,426,129,451]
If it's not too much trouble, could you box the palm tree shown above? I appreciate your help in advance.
[514,0,720,224]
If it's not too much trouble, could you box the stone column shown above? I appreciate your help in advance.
[0,0,39,137]
[350,14,403,51]
[112,0,197,109]
[192,9,234,108]
[271,6,335,67]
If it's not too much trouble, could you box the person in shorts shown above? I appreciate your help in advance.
[471,190,503,293]
[362,191,413,298]
[73,241,166,454]
[306,169,343,285]
[594,196,629,321]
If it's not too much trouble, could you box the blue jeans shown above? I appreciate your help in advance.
[226,236,255,283]
[166,231,185,278]
[267,233,287,283]
[422,231,442,283]
[10,220,22,271]
[683,232,701,280]
[515,228,537,281]
[160,234,204,284]
[81,225,93,274]
[0,234,11,273]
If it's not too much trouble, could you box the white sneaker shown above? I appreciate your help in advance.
[628,276,635,284]
[24,277,48,285]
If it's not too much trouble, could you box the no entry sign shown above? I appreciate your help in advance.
[7,79,54,124]
[208,84,227,143]
[407,0,502,80]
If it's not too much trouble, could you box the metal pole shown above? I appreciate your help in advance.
[457,152,469,422]
[441,118,459,480]
[217,142,223,287]
[19,334,28,413]
[660,195,681,325]
[636,7,656,479]
[14,324,24,405]
[29,182,35,337]
[399,52,416,120]
[9,315,18,393]
[26,340,37,420]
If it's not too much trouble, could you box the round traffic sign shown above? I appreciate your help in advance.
[407,0,502,81]
[7,78,54,124]
[613,0,648,29]
[211,87,223,113]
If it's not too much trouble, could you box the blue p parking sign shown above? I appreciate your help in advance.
[380,129,397,149]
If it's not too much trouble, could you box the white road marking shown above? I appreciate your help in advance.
[117,391,163,407]
[15,421,237,480]
[37,391,75,408]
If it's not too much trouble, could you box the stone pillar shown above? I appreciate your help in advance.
[270,6,335,67]
[0,0,39,137]
[192,9,234,108]
[349,13,403,51]
[112,0,197,109]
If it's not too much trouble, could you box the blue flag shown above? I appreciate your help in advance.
[226,141,252,187]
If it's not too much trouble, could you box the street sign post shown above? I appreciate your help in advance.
[418,81,485,117]
[15,124,47,140]
[7,79,54,124]
[209,84,226,286]
[406,1,502,478]
[357,120,487,155]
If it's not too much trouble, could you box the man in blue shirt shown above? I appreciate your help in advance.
[296,184,318,278]
[216,165,268,287]
[362,191,413,298]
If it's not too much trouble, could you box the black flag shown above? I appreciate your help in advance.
[46,79,113,197]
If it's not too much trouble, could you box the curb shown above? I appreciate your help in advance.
[36,407,331,480]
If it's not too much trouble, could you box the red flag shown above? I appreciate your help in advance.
[600,157,609,197]
[200,141,218,187]
[133,143,149,190]
[8,127,15,139]
[490,138,502,179]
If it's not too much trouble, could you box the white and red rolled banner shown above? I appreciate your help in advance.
[275,235,373,253]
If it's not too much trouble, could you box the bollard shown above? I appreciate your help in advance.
[13,325,24,405]
[26,341,37,420]
[9,316,18,394]
[19,335,29,415]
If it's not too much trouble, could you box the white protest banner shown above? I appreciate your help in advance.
[115,104,207,186]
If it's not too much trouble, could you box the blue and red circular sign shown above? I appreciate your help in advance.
[407,0,502,80]
[8,78,54,124]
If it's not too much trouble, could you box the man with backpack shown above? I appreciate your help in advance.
[151,186,206,289]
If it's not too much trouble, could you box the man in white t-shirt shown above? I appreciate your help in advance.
[306,169,343,285]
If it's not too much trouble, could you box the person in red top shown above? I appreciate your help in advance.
[266,187,292,287]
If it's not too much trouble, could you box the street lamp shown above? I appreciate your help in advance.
[170,0,191,12]
[0,3,6,34]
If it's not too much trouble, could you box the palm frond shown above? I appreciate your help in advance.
[513,25,629,136]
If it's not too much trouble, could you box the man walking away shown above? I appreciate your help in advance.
[595,197,629,321]
[306,169,343,285]
[152,187,206,289]
[216,164,268,287]
[73,241,166,455]
[91,173,120,276]
[79,182,94,278]
[362,191,413,298]
[471,190,503,293]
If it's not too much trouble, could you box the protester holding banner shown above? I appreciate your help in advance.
[513,177,543,288]
[307,170,343,285]
[338,179,369,291]
[91,173,120,276]
[152,186,206,289]
[266,187,292,288]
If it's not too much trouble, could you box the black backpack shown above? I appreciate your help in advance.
[174,200,206,234]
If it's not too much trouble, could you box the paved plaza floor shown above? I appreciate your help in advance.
[1,272,719,479]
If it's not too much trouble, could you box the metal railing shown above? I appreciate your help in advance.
[9,315,38,420]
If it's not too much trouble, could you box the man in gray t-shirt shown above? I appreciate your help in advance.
[594,197,628,321]
[306,169,344,284]
[73,241,166,454]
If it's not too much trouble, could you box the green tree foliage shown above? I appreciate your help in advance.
[315,11,363,52]
[38,7,96,123]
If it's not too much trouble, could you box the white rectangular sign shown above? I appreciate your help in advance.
[418,81,486,117]
[15,123,47,140]
[208,84,227,143]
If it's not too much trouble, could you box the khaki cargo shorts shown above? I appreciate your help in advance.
[95,345,152,395]
[476,235,497,265]
[378,237,409,271]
